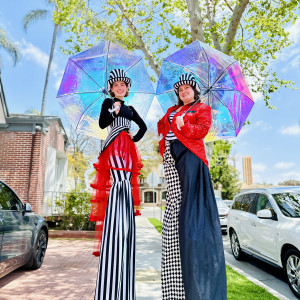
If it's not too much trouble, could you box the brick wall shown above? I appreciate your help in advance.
[0,119,66,214]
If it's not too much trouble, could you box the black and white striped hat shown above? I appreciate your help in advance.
[107,69,131,92]
[173,73,201,95]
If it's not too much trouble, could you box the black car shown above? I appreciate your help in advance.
[0,180,48,278]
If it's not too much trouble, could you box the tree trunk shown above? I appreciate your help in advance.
[40,22,58,115]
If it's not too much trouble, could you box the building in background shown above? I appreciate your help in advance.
[0,75,69,215]
[242,156,253,186]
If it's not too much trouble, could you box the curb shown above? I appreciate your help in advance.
[49,230,94,239]
[225,252,289,300]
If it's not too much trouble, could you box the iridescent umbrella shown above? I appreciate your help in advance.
[156,40,254,142]
[57,41,155,139]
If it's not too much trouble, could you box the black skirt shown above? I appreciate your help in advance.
[170,139,227,300]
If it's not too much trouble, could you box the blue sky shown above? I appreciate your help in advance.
[0,0,300,185]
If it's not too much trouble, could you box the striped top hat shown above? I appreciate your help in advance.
[173,73,201,95]
[107,69,132,92]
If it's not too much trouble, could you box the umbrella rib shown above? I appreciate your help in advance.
[211,90,238,136]
[124,57,143,73]
[104,41,111,92]
[57,91,102,97]
[75,94,103,131]
[70,59,102,89]
[211,88,254,103]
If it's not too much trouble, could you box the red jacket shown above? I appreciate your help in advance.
[157,102,212,168]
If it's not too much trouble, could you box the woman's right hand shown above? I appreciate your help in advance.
[113,102,121,114]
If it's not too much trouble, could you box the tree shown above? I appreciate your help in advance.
[210,140,241,199]
[54,0,299,109]
[278,180,300,186]
[136,129,163,180]
[67,126,100,189]
[0,27,20,68]
[23,0,59,116]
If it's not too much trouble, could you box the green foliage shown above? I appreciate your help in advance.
[67,152,89,189]
[0,27,20,67]
[136,129,163,180]
[55,0,300,108]
[226,266,278,299]
[148,218,162,235]
[278,179,300,186]
[210,140,241,199]
[54,190,94,230]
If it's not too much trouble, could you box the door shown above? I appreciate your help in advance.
[238,193,258,249]
[0,182,34,271]
[251,193,278,262]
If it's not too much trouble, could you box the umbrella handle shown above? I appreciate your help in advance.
[108,105,120,113]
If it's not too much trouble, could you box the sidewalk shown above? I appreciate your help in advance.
[0,208,162,300]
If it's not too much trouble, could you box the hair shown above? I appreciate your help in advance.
[109,82,130,98]
[177,85,200,106]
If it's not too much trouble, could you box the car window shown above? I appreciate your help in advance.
[241,193,257,213]
[232,195,244,210]
[0,182,22,211]
[272,192,300,218]
[256,194,274,216]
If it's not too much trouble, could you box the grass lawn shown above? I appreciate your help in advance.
[148,218,278,300]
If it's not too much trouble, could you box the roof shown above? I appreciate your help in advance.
[0,74,68,146]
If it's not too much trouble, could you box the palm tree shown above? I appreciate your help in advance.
[0,27,20,68]
[23,0,59,116]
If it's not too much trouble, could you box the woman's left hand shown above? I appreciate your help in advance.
[175,116,184,128]
[128,130,134,140]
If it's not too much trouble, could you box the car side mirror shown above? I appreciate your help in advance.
[23,203,33,214]
[257,209,272,219]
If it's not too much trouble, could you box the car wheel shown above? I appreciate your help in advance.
[26,229,48,270]
[230,230,245,261]
[283,249,300,299]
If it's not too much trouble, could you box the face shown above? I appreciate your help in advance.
[178,84,194,103]
[111,81,129,98]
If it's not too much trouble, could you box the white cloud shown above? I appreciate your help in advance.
[279,125,300,135]
[18,39,63,78]
[274,162,295,170]
[252,120,272,131]
[252,162,267,173]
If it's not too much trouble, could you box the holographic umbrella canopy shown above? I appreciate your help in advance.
[156,40,254,142]
[57,41,155,139]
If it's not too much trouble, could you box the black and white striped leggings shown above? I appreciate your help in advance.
[94,155,136,300]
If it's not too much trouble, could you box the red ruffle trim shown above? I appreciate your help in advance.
[89,131,143,256]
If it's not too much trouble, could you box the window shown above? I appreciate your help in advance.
[239,193,257,213]
[162,191,167,201]
[256,194,275,216]
[232,195,244,210]
[0,182,22,211]
[144,192,156,203]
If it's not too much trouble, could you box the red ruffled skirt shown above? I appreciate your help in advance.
[89,131,142,256]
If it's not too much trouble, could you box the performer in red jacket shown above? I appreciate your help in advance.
[158,73,227,300]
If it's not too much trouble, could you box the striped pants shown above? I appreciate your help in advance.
[94,157,136,300]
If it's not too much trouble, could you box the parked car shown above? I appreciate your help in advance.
[223,199,233,208]
[0,180,48,278]
[215,197,229,233]
[227,187,300,298]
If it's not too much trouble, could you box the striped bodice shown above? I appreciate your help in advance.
[165,111,177,141]
[101,116,131,152]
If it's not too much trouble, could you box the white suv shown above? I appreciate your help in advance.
[227,187,300,298]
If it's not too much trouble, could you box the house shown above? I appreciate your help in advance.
[0,75,68,215]
[140,164,167,205]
